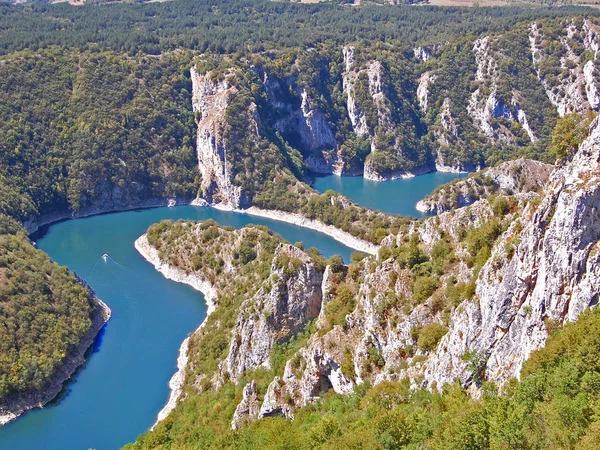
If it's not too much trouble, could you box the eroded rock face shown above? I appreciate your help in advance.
[259,345,354,420]
[262,70,339,174]
[191,67,252,208]
[220,244,324,383]
[248,120,598,420]
[231,381,260,429]
[530,20,600,116]
[467,37,538,144]
[425,117,600,389]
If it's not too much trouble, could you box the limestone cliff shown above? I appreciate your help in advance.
[219,243,324,383]
[233,118,598,421]
[529,19,600,116]
[425,116,600,389]
[191,67,253,208]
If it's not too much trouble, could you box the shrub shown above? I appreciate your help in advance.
[417,323,448,351]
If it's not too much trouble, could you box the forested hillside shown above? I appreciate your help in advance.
[0,214,110,423]
[0,1,597,226]
[0,50,199,221]
[0,0,599,436]
[0,1,592,56]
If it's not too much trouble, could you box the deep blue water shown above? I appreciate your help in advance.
[0,206,354,450]
[312,171,466,217]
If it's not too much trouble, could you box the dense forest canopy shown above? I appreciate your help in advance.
[0,214,99,402]
[0,0,596,56]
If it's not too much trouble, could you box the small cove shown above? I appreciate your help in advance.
[312,171,466,217]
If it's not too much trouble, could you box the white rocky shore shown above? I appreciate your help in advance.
[134,234,217,428]
[212,204,379,256]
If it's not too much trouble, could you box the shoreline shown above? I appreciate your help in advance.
[25,196,195,237]
[134,234,217,428]
[0,296,111,426]
[212,204,379,256]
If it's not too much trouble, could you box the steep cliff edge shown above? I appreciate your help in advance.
[134,220,331,429]
[134,120,598,442]
[425,116,600,389]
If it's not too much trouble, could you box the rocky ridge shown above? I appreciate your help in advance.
[416,158,555,214]
[190,21,600,209]
[202,119,597,427]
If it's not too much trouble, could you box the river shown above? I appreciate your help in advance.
[313,172,466,216]
[0,172,464,449]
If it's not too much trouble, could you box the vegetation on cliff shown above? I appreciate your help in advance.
[127,200,600,449]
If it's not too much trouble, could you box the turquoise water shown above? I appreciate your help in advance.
[0,170,459,449]
[0,206,354,450]
[312,171,467,217]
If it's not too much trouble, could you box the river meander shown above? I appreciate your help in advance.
[0,172,464,449]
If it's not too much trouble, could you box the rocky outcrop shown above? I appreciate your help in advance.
[231,380,260,429]
[0,292,110,426]
[253,121,598,416]
[530,20,600,116]
[191,67,252,208]
[425,117,600,389]
[219,243,324,382]
[417,159,554,214]
[261,70,338,174]
[468,37,537,144]
[413,42,446,63]
[417,71,436,113]
[259,345,354,420]
[342,46,371,137]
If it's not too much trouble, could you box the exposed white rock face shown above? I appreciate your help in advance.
[417,71,436,113]
[413,43,446,62]
[191,67,251,208]
[517,107,537,143]
[468,37,538,143]
[414,47,432,62]
[439,98,458,140]
[529,20,600,117]
[259,345,354,420]
[584,18,600,58]
[231,381,260,430]
[252,124,598,420]
[425,118,600,390]
[298,88,337,152]
[342,49,393,140]
[220,244,324,383]
[342,51,370,137]
[262,69,338,173]
[342,45,355,72]
[584,60,600,110]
